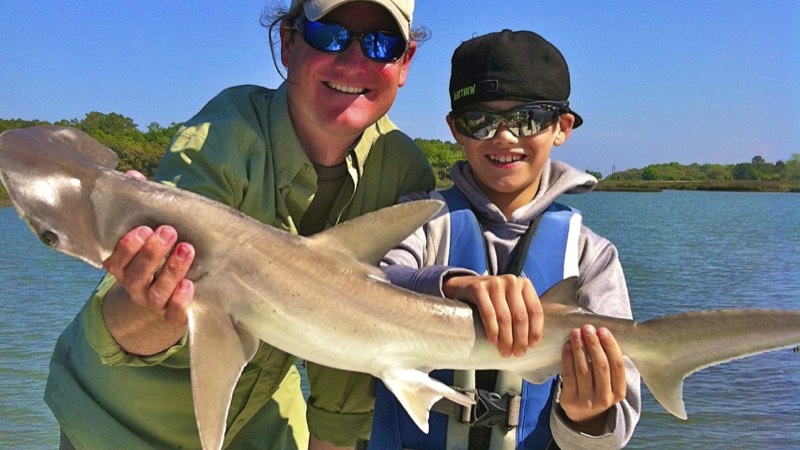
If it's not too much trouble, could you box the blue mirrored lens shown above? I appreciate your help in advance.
[299,18,406,62]
[362,31,404,60]
[303,20,349,52]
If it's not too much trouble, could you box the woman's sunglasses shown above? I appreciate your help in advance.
[450,101,569,140]
[294,17,408,63]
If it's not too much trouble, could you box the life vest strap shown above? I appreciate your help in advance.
[430,387,522,430]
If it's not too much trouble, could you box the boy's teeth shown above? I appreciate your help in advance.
[327,82,367,94]
[489,155,522,163]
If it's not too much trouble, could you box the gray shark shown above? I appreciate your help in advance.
[1,126,799,449]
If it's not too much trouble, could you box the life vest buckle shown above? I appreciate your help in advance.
[461,388,521,430]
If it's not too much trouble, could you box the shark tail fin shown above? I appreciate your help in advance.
[380,369,475,434]
[630,309,800,420]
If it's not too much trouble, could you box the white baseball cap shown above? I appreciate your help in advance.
[290,0,414,40]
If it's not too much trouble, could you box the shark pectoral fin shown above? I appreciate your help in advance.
[188,300,251,450]
[380,369,475,434]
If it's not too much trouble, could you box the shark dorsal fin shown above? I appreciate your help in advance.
[308,199,443,266]
[540,276,581,308]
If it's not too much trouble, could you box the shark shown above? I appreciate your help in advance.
[1,125,799,449]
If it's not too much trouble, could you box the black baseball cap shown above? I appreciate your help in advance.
[449,29,583,128]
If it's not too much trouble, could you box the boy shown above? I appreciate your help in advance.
[370,30,640,449]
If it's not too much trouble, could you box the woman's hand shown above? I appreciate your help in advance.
[100,170,197,355]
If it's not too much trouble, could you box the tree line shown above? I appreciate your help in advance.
[1,112,798,202]
[606,156,800,183]
[0,113,181,178]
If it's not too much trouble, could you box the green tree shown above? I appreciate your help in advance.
[0,118,50,133]
[79,111,139,137]
[732,163,759,180]
[145,122,182,149]
[415,138,462,183]
[642,166,659,180]
[785,154,800,181]
[703,164,733,180]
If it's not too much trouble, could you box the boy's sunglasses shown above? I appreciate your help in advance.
[294,17,408,62]
[450,101,569,140]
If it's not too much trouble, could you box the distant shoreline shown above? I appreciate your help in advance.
[595,180,800,193]
[2,180,799,209]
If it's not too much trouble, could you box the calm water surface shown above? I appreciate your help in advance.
[0,190,798,449]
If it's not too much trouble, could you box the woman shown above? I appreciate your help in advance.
[45,0,435,448]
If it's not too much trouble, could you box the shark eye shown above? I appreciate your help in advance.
[40,230,59,247]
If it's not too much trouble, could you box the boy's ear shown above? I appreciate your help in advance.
[554,113,576,146]
[446,115,465,146]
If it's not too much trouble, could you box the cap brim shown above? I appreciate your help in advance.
[302,0,411,41]
[568,110,583,128]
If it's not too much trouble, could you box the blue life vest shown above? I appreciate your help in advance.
[369,187,582,450]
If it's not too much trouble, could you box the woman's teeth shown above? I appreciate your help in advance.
[326,82,368,95]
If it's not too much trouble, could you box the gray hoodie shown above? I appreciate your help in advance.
[381,159,641,449]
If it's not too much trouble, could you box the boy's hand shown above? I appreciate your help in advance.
[559,325,627,434]
[442,274,543,357]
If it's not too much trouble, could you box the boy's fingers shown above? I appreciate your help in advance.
[583,324,611,398]
[598,328,627,398]
[522,280,543,348]
[570,327,592,397]
[492,290,513,358]
[560,339,578,398]
[475,291,500,348]
[505,284,529,356]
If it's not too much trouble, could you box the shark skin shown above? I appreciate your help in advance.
[1,126,800,449]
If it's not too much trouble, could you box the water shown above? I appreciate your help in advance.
[563,191,800,449]
[0,207,103,448]
[1,190,798,449]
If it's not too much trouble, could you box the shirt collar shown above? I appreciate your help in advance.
[270,83,313,187]
[269,82,394,187]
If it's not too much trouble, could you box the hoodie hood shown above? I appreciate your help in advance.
[451,159,597,227]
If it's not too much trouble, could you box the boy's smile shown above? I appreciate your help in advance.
[486,152,527,165]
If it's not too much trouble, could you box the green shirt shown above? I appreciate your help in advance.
[45,83,436,448]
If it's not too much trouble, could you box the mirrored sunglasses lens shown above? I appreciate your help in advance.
[455,111,500,140]
[302,19,405,62]
[362,32,405,61]
[455,107,560,140]
[516,109,559,136]
[303,20,350,52]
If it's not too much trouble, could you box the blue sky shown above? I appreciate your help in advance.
[1,1,798,174]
